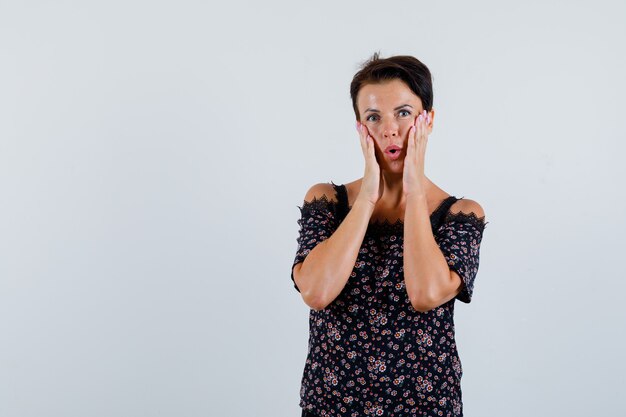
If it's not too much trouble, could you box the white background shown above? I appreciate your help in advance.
[1,1,625,416]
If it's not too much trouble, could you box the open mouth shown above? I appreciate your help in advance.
[385,148,403,160]
[385,145,403,155]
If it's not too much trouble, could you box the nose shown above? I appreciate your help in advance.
[382,120,399,138]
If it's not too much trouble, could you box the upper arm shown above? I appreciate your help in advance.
[448,198,485,220]
[303,182,337,204]
[434,197,487,306]
[291,182,339,293]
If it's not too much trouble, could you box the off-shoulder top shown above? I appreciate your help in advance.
[291,182,488,417]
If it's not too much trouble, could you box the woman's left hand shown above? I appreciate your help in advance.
[403,110,431,197]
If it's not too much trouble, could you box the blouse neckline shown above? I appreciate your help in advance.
[361,196,457,232]
[331,182,459,234]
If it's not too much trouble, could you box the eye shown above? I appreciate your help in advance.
[366,114,379,122]
[398,110,411,117]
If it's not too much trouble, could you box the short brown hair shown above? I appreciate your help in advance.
[350,52,433,121]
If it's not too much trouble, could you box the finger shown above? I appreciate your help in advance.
[358,124,368,157]
[407,125,415,157]
[416,116,423,142]
[367,135,376,160]
[370,136,381,166]
[369,136,380,165]
[416,114,428,153]
[362,124,371,139]
[417,114,425,142]
[362,126,373,152]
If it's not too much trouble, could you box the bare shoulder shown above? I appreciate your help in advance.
[449,198,486,220]
[303,182,337,203]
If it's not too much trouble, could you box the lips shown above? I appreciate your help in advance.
[384,145,403,160]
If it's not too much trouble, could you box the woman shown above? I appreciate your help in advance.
[290,53,488,417]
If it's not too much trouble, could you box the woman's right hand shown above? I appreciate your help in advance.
[356,122,383,206]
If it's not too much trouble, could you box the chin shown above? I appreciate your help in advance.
[382,161,404,173]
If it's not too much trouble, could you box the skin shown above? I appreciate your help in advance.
[351,78,486,310]
[293,78,486,311]
[354,78,436,215]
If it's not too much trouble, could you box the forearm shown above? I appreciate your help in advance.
[403,194,450,311]
[298,198,375,310]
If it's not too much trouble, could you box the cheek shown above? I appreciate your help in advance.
[365,126,384,146]
[402,121,413,134]
[365,123,381,136]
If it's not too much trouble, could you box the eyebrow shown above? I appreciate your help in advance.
[364,104,413,113]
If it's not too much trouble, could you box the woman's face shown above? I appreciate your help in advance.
[357,78,434,170]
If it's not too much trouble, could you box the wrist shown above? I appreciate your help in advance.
[354,196,376,211]
[404,191,427,201]
[404,190,426,200]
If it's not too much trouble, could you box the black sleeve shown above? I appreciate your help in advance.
[290,196,338,293]
[435,212,487,303]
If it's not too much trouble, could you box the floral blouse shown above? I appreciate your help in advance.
[291,182,488,417]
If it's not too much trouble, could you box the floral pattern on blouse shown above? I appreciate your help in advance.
[291,185,487,417]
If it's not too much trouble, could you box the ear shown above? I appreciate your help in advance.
[427,108,435,134]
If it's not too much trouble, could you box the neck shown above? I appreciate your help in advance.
[380,171,433,207]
